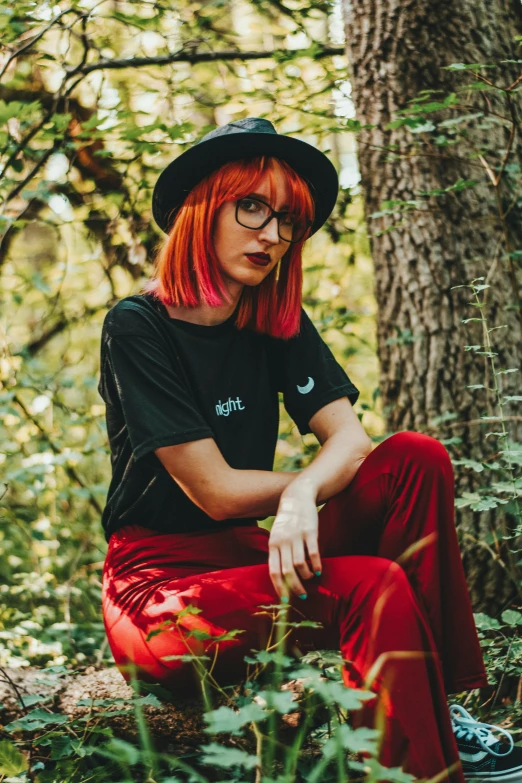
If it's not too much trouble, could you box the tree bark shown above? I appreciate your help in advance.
[342,0,522,613]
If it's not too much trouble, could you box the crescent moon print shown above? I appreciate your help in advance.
[297,377,315,394]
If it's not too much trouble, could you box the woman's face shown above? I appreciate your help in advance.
[213,168,292,294]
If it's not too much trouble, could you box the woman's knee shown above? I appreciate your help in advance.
[372,560,418,615]
[323,556,413,609]
[380,431,451,471]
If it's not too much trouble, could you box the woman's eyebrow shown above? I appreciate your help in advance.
[246,192,291,210]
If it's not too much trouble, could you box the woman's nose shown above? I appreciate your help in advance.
[258,215,281,244]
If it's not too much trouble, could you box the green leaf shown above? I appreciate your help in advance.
[146,619,176,641]
[322,724,380,758]
[200,743,259,769]
[0,100,23,123]
[187,627,245,642]
[49,113,72,132]
[77,698,127,707]
[320,681,376,710]
[17,694,52,708]
[243,649,294,667]
[256,690,297,714]
[204,703,266,735]
[70,739,98,757]
[136,693,164,709]
[430,411,458,426]
[273,619,323,629]
[176,604,203,618]
[473,496,507,511]
[474,613,501,631]
[444,62,496,71]
[0,740,28,776]
[504,396,522,403]
[408,120,436,134]
[363,758,417,783]
[49,735,75,760]
[96,738,140,766]
[419,179,479,197]
[440,437,462,446]
[501,610,522,627]
[112,10,162,30]
[438,112,483,128]
[452,459,485,473]
[128,680,176,703]
[407,98,457,114]
[500,449,522,466]
[4,709,69,733]
[386,118,408,130]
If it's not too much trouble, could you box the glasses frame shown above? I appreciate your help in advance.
[234,196,311,244]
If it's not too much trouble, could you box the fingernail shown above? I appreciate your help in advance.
[281,595,289,604]
[315,571,322,577]
[299,594,307,600]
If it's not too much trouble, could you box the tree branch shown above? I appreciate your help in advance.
[65,45,345,76]
[22,303,114,357]
[0,8,82,82]
[5,140,60,203]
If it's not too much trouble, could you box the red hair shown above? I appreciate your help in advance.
[145,156,315,339]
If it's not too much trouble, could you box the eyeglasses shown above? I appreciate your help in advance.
[235,197,311,244]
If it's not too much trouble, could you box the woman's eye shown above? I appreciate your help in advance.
[240,198,262,212]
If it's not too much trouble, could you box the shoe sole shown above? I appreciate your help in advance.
[465,769,522,783]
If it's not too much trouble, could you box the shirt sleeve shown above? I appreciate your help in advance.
[275,308,360,436]
[99,306,214,461]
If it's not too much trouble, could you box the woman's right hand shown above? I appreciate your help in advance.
[268,479,322,601]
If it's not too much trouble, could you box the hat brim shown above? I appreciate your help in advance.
[152,132,339,236]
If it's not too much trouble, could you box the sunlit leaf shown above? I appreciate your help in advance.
[0,740,28,776]
[200,743,259,769]
[204,704,266,734]
[474,613,502,631]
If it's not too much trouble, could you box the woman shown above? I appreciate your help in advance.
[99,118,521,781]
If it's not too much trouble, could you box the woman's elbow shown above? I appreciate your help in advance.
[204,488,234,521]
[206,500,230,521]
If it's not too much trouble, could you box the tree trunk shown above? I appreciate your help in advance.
[342,0,522,613]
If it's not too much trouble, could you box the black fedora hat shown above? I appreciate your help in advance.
[152,117,339,236]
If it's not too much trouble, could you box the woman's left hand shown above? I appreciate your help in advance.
[268,479,322,601]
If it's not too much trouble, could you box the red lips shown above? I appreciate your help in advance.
[246,253,271,267]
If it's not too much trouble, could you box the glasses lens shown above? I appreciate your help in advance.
[236,198,310,243]
[236,198,271,229]
[278,216,308,243]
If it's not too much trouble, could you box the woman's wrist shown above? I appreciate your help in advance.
[282,475,318,502]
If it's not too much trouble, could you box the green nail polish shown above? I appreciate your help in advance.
[299,594,307,600]
[281,595,289,604]
[315,571,322,577]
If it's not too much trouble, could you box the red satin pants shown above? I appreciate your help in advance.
[102,431,488,781]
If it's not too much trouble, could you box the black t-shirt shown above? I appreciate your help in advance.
[97,293,360,541]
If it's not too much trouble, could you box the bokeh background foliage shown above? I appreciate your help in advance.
[0,0,380,670]
[2,0,522,779]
